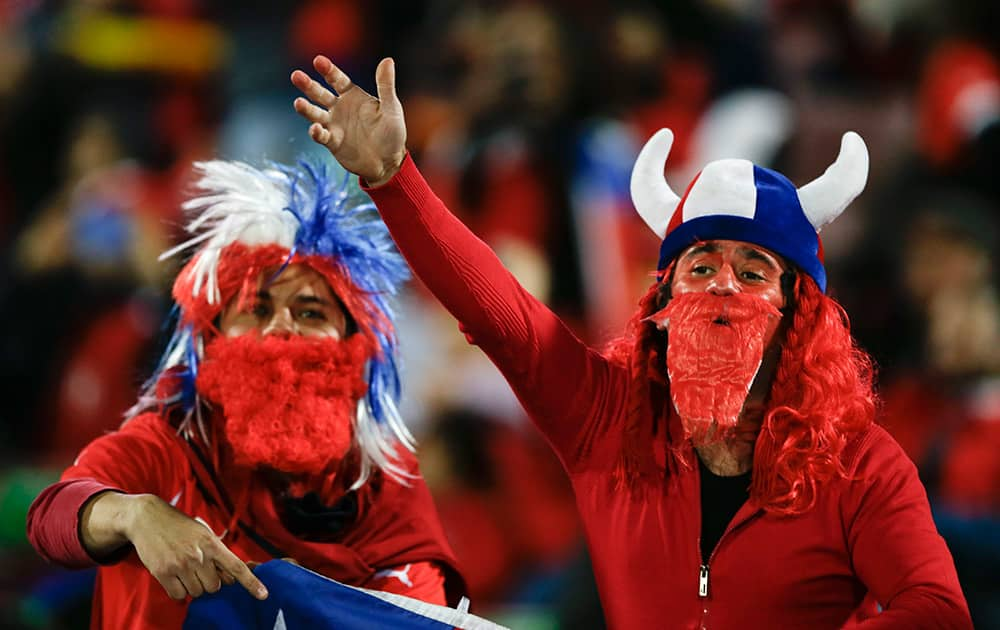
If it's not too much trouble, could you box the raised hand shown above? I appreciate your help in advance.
[291,55,407,187]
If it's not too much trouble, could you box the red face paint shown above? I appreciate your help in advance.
[197,333,370,474]
[647,292,782,443]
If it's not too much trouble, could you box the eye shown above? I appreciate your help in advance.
[740,270,766,282]
[297,309,327,321]
[691,264,714,275]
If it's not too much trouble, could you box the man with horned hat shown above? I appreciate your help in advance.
[290,56,971,628]
[26,157,466,628]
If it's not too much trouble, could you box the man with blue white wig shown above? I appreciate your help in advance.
[26,157,466,629]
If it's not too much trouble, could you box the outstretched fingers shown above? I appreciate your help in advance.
[293,97,328,125]
[313,55,354,95]
[375,57,401,114]
[290,70,337,108]
[310,122,340,147]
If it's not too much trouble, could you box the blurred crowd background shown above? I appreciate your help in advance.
[1,0,998,628]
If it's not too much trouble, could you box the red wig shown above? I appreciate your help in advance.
[606,272,876,515]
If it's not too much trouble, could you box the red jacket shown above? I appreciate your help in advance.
[27,412,464,629]
[365,155,972,629]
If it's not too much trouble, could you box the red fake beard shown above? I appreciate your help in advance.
[196,334,370,475]
[647,292,783,444]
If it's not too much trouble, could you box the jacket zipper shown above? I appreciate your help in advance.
[697,508,763,630]
[698,512,761,598]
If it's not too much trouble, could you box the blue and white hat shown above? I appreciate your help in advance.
[630,129,869,292]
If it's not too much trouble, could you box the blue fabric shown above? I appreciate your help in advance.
[184,561,453,630]
[656,164,826,292]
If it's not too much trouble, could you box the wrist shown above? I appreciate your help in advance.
[80,490,136,557]
[118,493,158,541]
[367,152,405,188]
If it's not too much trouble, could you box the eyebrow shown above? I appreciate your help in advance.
[737,247,780,270]
[294,295,332,306]
[682,243,721,259]
[253,291,332,306]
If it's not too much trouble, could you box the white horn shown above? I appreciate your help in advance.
[630,128,681,238]
[796,131,869,231]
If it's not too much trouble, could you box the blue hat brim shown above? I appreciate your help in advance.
[656,215,826,293]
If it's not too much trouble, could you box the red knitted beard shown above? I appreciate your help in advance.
[196,334,370,474]
[648,292,782,443]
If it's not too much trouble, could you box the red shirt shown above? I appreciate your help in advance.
[365,155,972,629]
[27,412,464,629]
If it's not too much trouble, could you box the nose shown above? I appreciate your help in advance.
[261,308,295,336]
[707,265,739,296]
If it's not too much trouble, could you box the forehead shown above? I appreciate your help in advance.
[679,240,784,264]
[257,263,335,297]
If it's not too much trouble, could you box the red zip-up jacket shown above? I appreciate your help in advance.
[27,412,465,629]
[364,154,972,629]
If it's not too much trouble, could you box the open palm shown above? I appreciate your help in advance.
[291,55,407,187]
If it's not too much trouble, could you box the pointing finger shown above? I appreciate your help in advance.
[214,545,268,600]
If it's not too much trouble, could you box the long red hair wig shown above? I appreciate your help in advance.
[606,272,876,515]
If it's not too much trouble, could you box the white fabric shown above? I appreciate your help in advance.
[682,159,757,221]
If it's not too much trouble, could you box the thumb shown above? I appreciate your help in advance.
[375,58,401,113]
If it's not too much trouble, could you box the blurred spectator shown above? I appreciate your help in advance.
[916,38,1000,207]
[416,3,587,318]
[880,191,1000,628]
[2,107,172,462]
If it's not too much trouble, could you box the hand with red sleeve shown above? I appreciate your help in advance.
[291,55,407,187]
[79,490,269,602]
[27,414,269,604]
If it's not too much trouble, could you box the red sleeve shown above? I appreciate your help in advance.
[844,426,972,629]
[366,561,446,606]
[26,480,122,567]
[365,155,628,468]
[26,413,183,568]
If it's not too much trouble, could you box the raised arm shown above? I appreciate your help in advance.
[290,57,628,465]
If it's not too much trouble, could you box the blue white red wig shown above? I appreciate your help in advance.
[126,157,413,488]
[630,129,869,292]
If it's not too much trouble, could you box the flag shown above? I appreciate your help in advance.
[184,560,507,630]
